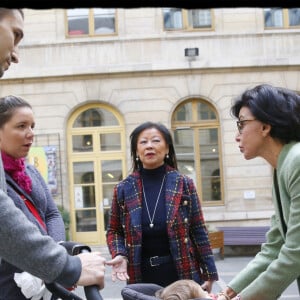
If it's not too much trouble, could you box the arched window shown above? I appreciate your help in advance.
[172,99,223,205]
[68,103,126,244]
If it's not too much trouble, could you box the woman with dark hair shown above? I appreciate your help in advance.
[129,122,178,171]
[217,84,300,300]
[0,95,66,299]
[106,121,218,291]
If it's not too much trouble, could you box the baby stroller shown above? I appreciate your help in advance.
[49,243,210,300]
[121,283,212,300]
[45,241,103,300]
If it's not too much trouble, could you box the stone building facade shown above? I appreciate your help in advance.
[1,8,299,244]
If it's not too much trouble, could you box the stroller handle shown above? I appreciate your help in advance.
[45,241,103,300]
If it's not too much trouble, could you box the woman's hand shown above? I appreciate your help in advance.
[217,294,228,300]
[201,280,213,293]
[106,255,130,282]
[216,288,238,300]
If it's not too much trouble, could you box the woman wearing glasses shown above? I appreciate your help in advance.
[217,84,300,300]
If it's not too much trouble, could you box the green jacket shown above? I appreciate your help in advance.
[229,141,300,300]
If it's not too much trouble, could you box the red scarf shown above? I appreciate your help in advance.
[1,151,32,194]
[1,151,46,231]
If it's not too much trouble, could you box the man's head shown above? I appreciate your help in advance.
[0,8,24,78]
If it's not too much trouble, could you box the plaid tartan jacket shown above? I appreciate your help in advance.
[106,165,218,284]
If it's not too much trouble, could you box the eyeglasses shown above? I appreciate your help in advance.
[236,119,256,134]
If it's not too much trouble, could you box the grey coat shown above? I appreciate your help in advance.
[0,163,66,299]
[0,160,80,298]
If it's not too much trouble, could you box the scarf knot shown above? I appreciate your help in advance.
[2,151,32,194]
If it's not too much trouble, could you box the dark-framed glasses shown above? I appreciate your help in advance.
[236,119,256,134]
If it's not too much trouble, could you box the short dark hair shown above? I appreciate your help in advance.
[0,95,31,128]
[231,84,300,143]
[130,121,178,171]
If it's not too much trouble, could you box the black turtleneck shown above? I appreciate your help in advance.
[141,164,170,258]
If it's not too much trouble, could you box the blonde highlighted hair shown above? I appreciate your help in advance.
[155,280,210,300]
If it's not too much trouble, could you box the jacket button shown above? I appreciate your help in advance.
[184,218,188,223]
[184,238,188,244]
[183,200,188,205]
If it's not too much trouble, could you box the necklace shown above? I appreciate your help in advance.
[142,175,166,228]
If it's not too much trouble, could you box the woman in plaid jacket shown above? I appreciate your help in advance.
[106,122,218,292]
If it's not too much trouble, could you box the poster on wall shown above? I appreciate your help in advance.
[74,186,83,208]
[28,146,58,196]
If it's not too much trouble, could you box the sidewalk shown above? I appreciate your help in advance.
[74,246,299,300]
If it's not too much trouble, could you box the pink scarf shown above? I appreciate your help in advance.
[2,151,32,194]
